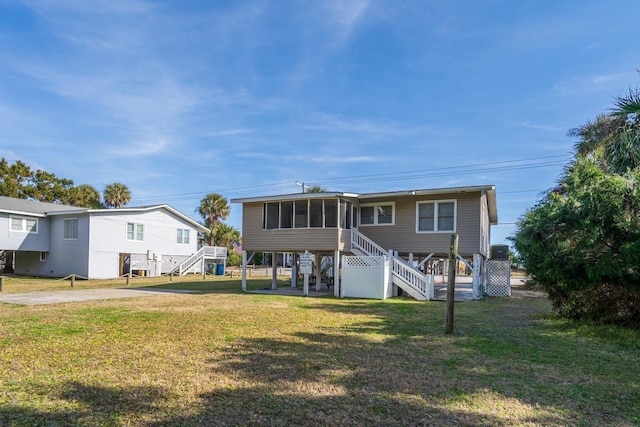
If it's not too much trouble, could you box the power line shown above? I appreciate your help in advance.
[131,154,570,203]
[300,154,569,185]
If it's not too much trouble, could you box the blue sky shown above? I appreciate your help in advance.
[1,0,639,246]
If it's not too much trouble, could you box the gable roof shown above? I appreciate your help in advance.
[0,196,207,232]
[231,185,498,225]
[0,196,81,217]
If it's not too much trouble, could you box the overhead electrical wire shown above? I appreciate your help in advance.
[131,154,570,203]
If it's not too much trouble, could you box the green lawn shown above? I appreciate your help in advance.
[0,276,638,426]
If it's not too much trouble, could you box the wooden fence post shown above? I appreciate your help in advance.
[126,273,131,286]
[445,233,459,335]
[170,271,173,282]
[71,274,75,288]
[0,276,4,292]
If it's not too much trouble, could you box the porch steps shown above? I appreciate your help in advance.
[351,229,431,300]
[175,246,228,276]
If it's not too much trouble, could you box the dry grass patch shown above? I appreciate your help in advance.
[0,277,638,426]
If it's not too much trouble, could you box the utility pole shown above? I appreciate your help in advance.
[444,233,459,334]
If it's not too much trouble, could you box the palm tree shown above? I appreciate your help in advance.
[197,193,230,228]
[612,86,640,119]
[103,182,131,208]
[207,223,240,247]
[569,85,640,174]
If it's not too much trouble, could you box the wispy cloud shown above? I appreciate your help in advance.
[553,72,632,95]
[519,122,565,132]
[302,113,426,137]
[9,1,205,157]
[199,129,255,137]
[237,152,376,164]
[322,0,370,47]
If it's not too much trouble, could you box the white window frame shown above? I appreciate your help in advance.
[64,218,78,240]
[415,200,457,233]
[358,202,395,226]
[127,222,144,241]
[177,228,190,244]
[9,216,39,234]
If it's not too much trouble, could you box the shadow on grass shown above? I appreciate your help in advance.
[138,277,289,294]
[148,329,569,427]
[3,296,636,426]
[0,381,169,426]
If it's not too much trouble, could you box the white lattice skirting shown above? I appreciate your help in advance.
[486,260,511,297]
[343,256,385,268]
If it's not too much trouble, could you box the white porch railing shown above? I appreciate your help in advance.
[350,229,431,300]
[351,228,387,257]
[178,246,227,276]
[391,256,432,300]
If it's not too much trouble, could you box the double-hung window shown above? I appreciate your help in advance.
[359,203,395,226]
[127,222,144,241]
[416,200,456,232]
[10,216,38,233]
[177,229,190,244]
[64,219,78,239]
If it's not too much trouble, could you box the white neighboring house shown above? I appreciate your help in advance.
[0,196,222,279]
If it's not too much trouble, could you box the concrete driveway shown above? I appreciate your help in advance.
[0,287,198,306]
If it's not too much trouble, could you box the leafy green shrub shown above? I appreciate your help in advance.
[514,160,640,327]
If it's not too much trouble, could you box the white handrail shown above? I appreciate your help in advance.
[391,256,429,297]
[351,229,387,257]
[179,247,204,275]
[351,229,430,299]
[178,246,228,275]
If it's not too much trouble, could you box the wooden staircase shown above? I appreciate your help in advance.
[350,229,433,300]
[176,246,228,276]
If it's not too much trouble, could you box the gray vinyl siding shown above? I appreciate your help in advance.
[240,191,489,256]
[87,209,200,278]
[358,192,482,256]
[338,228,351,251]
[0,212,50,252]
[242,202,342,252]
[14,251,45,276]
[45,214,91,277]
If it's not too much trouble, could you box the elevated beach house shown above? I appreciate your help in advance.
[0,196,226,279]
[231,185,498,300]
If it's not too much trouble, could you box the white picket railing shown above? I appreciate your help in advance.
[350,229,431,300]
[391,256,430,298]
[178,246,227,275]
[351,228,387,258]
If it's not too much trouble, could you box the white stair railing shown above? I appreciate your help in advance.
[391,256,430,299]
[350,229,431,300]
[351,229,387,257]
[178,247,205,275]
[177,246,228,276]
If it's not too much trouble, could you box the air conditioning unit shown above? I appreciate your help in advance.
[490,245,509,260]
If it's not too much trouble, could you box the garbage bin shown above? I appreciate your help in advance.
[216,263,225,275]
[208,263,216,274]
